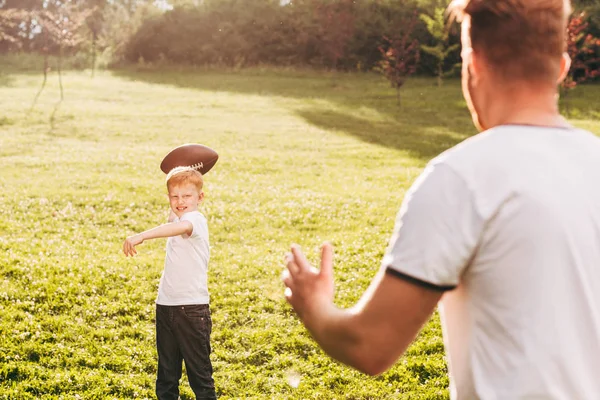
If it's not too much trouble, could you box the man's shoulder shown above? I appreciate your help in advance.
[429,128,501,173]
[437,126,512,155]
[424,126,536,203]
[431,125,600,172]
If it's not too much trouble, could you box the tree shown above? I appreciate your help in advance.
[313,0,356,69]
[25,3,91,127]
[0,8,26,48]
[77,0,108,76]
[562,12,600,93]
[377,11,421,105]
[0,0,43,52]
[419,6,459,86]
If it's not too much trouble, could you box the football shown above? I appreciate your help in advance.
[160,143,219,175]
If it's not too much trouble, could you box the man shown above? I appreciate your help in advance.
[282,0,600,398]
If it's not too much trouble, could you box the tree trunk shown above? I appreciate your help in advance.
[91,30,97,78]
[25,15,32,51]
[57,46,64,101]
[50,45,64,127]
[29,52,48,112]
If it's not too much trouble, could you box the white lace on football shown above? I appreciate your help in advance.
[190,162,204,171]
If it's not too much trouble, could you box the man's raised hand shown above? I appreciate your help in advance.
[282,243,335,321]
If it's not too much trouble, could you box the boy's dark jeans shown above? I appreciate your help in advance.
[156,304,216,400]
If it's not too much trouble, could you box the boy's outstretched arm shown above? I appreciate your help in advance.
[122,220,193,256]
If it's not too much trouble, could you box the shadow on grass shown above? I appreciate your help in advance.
[113,68,477,161]
[297,109,471,160]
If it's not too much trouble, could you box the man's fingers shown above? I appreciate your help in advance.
[284,286,293,301]
[285,252,300,276]
[290,244,311,271]
[320,242,334,279]
[281,269,293,287]
[281,269,295,304]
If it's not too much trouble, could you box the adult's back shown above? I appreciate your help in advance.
[428,125,600,398]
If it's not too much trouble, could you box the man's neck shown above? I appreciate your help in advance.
[483,85,571,130]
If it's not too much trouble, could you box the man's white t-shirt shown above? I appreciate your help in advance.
[382,126,600,399]
[156,211,210,306]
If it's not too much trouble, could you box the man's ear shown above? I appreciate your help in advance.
[469,49,483,84]
[461,47,473,71]
[199,191,205,202]
[462,47,482,83]
[557,52,572,84]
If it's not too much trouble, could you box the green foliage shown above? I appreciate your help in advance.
[419,7,460,86]
[124,0,360,69]
[1,0,599,77]
[97,1,164,67]
[122,0,448,72]
[0,65,598,398]
[563,12,600,92]
[572,0,600,31]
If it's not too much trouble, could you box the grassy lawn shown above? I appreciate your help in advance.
[0,64,598,399]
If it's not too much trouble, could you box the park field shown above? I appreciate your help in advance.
[1,64,599,399]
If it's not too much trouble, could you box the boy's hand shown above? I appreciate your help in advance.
[123,234,144,257]
[121,221,190,257]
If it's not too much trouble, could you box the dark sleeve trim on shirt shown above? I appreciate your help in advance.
[385,267,456,292]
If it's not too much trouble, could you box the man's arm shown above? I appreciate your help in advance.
[122,221,193,257]
[282,243,443,376]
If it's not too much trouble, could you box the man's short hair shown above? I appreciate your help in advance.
[449,0,572,83]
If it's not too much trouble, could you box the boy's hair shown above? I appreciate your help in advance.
[166,166,204,192]
[448,0,571,83]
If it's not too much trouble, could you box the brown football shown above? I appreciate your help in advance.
[160,144,219,175]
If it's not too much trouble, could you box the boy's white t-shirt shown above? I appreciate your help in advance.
[156,211,210,306]
[382,126,600,399]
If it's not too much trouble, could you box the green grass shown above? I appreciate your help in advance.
[0,64,598,399]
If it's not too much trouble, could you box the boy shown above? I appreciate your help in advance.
[123,166,216,400]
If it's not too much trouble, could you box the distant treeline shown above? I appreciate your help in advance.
[1,0,599,76]
[124,0,460,75]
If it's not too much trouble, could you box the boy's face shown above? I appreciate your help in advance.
[168,183,204,218]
